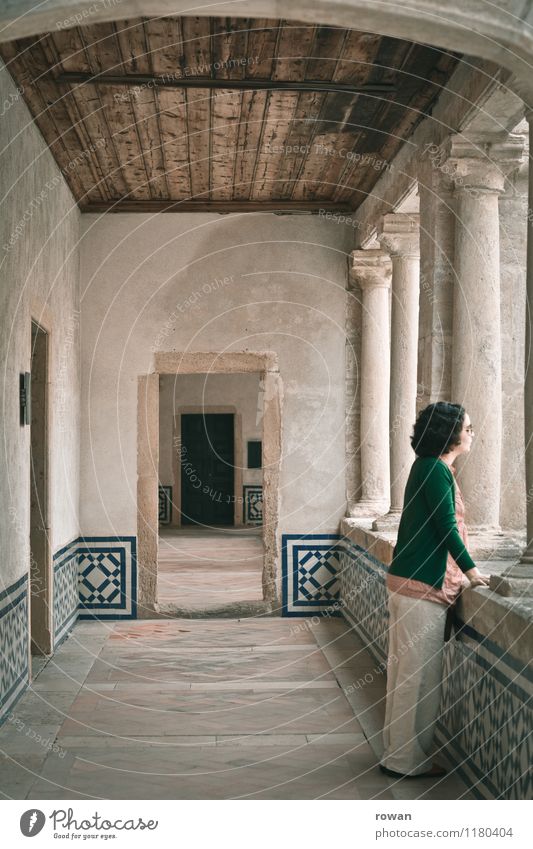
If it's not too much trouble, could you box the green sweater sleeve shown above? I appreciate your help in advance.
[422,461,477,573]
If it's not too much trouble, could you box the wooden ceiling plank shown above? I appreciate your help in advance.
[365,36,414,86]
[275,91,326,199]
[300,30,384,187]
[334,30,383,85]
[145,16,190,200]
[48,28,128,199]
[245,19,279,79]
[310,90,389,202]
[333,47,458,203]
[146,15,185,75]
[305,26,348,81]
[274,25,350,200]
[211,18,250,79]
[181,16,212,76]
[156,88,191,199]
[186,89,211,199]
[80,21,152,199]
[0,38,103,202]
[115,18,169,199]
[378,57,458,162]
[210,19,250,200]
[292,129,359,201]
[249,21,315,200]
[232,90,269,201]
[182,17,212,200]
[210,89,242,200]
[250,90,301,200]
[277,26,369,202]
[323,39,417,203]
[273,20,316,82]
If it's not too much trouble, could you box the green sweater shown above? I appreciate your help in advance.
[389,456,476,588]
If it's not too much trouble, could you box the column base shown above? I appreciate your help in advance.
[348,500,389,520]
[372,510,401,532]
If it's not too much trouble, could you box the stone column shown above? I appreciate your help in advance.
[417,162,455,408]
[373,213,420,530]
[447,135,525,542]
[493,119,533,594]
[348,249,392,517]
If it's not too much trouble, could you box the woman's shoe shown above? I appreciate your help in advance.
[379,763,447,779]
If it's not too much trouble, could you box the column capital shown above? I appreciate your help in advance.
[349,249,392,291]
[378,213,420,258]
[445,133,526,194]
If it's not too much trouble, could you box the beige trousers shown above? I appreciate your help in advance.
[381,591,448,775]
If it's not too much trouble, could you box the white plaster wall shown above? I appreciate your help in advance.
[159,373,262,489]
[0,59,81,587]
[79,213,352,536]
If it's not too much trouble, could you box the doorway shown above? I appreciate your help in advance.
[180,413,234,526]
[137,352,281,613]
[29,321,52,658]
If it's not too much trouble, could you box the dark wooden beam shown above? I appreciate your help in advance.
[79,199,356,214]
[55,72,396,95]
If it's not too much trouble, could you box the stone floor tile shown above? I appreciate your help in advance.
[0,615,473,800]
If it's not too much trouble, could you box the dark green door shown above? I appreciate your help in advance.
[180,413,234,526]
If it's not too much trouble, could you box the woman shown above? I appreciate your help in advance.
[380,402,489,780]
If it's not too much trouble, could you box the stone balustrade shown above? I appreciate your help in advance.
[338,517,533,800]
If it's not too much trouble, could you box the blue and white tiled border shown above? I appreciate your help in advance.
[437,621,533,800]
[55,535,138,635]
[282,534,343,616]
[53,538,80,648]
[243,485,263,524]
[0,574,29,726]
[78,536,137,620]
[339,538,533,801]
[158,486,172,525]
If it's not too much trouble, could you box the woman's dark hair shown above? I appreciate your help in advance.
[411,402,465,457]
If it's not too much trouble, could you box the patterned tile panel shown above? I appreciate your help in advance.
[0,574,29,726]
[78,536,137,620]
[340,538,533,800]
[158,486,172,525]
[243,485,263,524]
[282,535,342,616]
[53,538,79,647]
[437,627,533,800]
[338,542,389,659]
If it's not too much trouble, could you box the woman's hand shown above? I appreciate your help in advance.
[464,567,490,588]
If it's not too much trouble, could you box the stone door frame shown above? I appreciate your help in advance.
[29,305,53,659]
[137,352,282,615]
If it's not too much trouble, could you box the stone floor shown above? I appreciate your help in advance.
[0,616,473,800]
[157,527,264,612]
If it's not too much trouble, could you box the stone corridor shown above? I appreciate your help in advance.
[157,528,264,614]
[0,617,471,800]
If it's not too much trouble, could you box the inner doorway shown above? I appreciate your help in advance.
[29,320,52,660]
[156,371,265,614]
[181,413,234,526]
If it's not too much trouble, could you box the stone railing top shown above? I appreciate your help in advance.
[341,516,533,668]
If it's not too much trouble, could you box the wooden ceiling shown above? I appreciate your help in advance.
[0,17,459,212]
